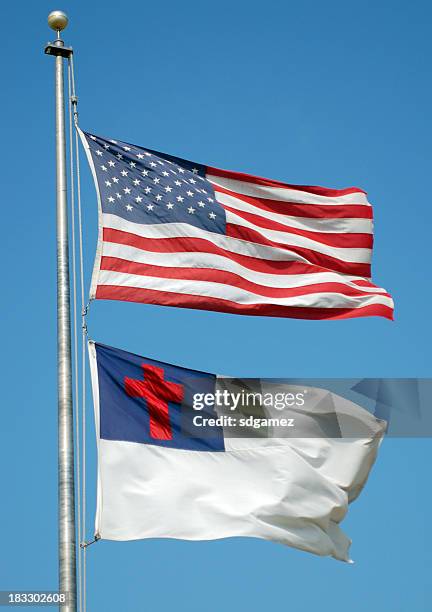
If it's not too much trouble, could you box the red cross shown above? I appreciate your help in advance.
[124,364,184,440]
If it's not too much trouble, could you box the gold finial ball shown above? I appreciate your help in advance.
[47,10,69,32]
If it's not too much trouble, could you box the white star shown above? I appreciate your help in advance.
[201,189,207,194]
[144,152,152,157]
[137,153,144,159]
[162,171,170,177]
[144,187,152,194]
[188,207,195,214]
[176,196,184,202]
[209,212,216,219]
[90,135,96,141]
[116,192,122,199]
[108,160,116,167]
[103,144,110,149]
[133,179,141,186]
[112,177,119,183]
[198,201,205,207]
[110,139,118,144]
[167,202,174,209]
[135,196,143,203]
[150,162,157,167]
[142,169,149,176]
[121,170,129,177]
[186,190,194,197]
[192,168,199,174]
[147,204,154,211]
[178,167,185,173]
[95,150,103,156]
[153,178,160,184]
[174,180,182,186]
[189,178,196,184]
[105,180,112,187]
[123,187,131,194]
[130,161,136,168]
[126,204,133,211]
[116,153,123,160]
[100,165,107,171]
[123,146,131,151]
[107,196,115,203]
[156,194,162,201]
[207,197,214,202]
[165,186,172,193]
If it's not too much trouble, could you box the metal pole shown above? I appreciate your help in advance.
[45,11,77,611]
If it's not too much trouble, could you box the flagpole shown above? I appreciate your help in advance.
[45,11,77,611]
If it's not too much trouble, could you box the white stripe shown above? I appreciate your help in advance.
[97,269,394,310]
[102,242,387,294]
[225,210,371,264]
[102,214,370,267]
[207,175,371,206]
[216,191,373,234]
[102,213,312,264]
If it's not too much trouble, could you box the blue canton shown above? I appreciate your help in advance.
[95,343,225,452]
[84,131,226,234]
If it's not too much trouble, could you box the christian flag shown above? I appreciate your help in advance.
[89,342,385,561]
[80,130,394,320]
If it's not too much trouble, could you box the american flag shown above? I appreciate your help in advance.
[80,130,393,320]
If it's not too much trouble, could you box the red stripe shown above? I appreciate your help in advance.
[103,228,372,277]
[223,204,373,248]
[95,285,394,321]
[226,224,371,278]
[207,166,367,197]
[213,183,373,219]
[101,256,389,300]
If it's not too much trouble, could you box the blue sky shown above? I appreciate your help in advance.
[1,0,431,610]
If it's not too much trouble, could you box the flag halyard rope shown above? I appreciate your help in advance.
[67,52,95,612]
[67,58,83,612]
